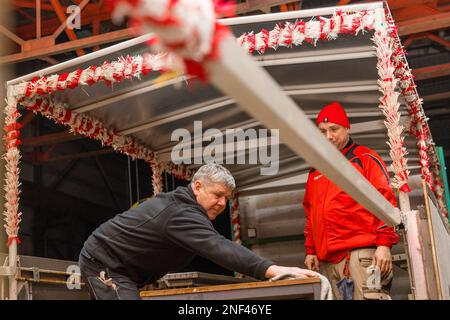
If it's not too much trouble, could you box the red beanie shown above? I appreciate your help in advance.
[316,102,350,129]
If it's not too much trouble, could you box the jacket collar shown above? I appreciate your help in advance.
[340,137,354,156]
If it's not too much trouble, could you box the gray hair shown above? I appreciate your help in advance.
[191,163,236,190]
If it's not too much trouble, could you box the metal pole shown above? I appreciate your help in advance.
[127,156,133,207]
[436,146,450,220]
[423,179,443,300]
[207,35,401,226]
[221,2,383,26]
[135,159,140,202]
[8,240,17,300]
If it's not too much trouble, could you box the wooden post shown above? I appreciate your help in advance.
[423,179,443,300]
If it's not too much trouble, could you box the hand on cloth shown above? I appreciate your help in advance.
[372,246,393,277]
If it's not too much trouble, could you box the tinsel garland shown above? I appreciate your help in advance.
[373,26,410,192]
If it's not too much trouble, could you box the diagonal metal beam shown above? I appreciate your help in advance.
[49,0,85,56]
[206,35,401,226]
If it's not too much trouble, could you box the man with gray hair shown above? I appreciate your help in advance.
[79,163,317,299]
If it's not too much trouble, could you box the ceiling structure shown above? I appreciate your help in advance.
[1,0,449,176]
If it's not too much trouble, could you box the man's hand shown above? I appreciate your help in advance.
[304,254,320,271]
[265,265,319,279]
[372,246,392,277]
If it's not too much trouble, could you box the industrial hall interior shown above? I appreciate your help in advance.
[0,0,450,301]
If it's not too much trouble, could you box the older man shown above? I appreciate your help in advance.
[303,102,399,300]
[80,163,317,299]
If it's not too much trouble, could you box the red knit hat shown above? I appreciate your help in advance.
[316,102,350,129]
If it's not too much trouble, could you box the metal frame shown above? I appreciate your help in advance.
[5,1,432,300]
[141,278,321,300]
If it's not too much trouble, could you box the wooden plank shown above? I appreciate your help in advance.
[423,182,450,299]
[412,62,450,81]
[0,28,134,65]
[0,24,25,45]
[405,210,429,299]
[397,12,450,36]
[141,277,320,298]
[389,0,437,10]
[417,205,439,299]
[393,4,441,22]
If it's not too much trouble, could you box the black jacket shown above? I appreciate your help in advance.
[83,185,274,286]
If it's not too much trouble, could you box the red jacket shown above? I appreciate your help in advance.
[303,139,399,263]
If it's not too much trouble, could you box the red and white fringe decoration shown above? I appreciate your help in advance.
[109,0,230,79]
[12,53,174,101]
[386,15,448,216]
[373,26,410,192]
[238,8,385,54]
[231,195,241,245]
[11,9,387,102]
[430,156,449,217]
[3,93,22,246]
[162,162,196,181]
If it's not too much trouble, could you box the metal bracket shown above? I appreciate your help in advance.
[32,267,40,282]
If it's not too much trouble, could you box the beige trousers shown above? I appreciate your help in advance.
[320,248,393,300]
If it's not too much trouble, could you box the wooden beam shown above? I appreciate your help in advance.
[388,0,437,10]
[15,6,111,39]
[412,62,450,80]
[12,0,54,10]
[393,4,441,22]
[17,8,36,23]
[0,28,134,65]
[403,32,450,49]
[235,0,296,14]
[36,0,41,38]
[92,18,100,52]
[49,0,85,56]
[426,32,450,49]
[423,91,450,102]
[0,24,25,45]
[397,12,450,36]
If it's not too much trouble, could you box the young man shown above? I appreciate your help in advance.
[303,102,399,300]
[80,163,317,299]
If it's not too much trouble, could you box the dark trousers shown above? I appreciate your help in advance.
[78,247,141,300]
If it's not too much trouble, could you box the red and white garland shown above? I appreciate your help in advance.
[3,93,22,246]
[237,8,385,54]
[373,23,410,192]
[109,0,230,79]
[386,15,448,216]
[11,53,174,101]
